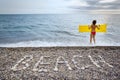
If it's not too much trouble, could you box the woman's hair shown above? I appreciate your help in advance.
[92,20,96,25]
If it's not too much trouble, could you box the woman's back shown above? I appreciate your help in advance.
[91,24,97,32]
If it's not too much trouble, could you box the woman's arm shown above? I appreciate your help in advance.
[97,25,100,30]
[88,25,91,29]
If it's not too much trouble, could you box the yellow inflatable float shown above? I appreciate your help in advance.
[78,24,107,32]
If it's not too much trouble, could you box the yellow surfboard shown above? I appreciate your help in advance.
[78,24,107,32]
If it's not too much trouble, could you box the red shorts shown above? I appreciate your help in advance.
[91,32,96,35]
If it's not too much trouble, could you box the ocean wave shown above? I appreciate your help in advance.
[0,40,119,47]
[50,30,80,37]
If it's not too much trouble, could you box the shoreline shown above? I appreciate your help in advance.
[0,46,120,48]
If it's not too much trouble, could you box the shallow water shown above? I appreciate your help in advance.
[0,14,120,47]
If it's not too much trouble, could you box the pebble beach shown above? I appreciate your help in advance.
[0,46,120,80]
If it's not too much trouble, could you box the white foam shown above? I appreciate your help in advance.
[0,40,119,47]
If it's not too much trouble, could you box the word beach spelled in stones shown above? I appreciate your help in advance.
[11,54,113,72]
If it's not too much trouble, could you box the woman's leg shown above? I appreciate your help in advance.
[93,35,96,44]
[90,33,92,43]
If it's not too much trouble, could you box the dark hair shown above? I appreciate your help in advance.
[92,20,96,25]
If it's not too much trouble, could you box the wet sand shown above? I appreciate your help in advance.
[0,47,120,80]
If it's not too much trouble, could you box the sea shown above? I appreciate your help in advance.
[0,13,120,47]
